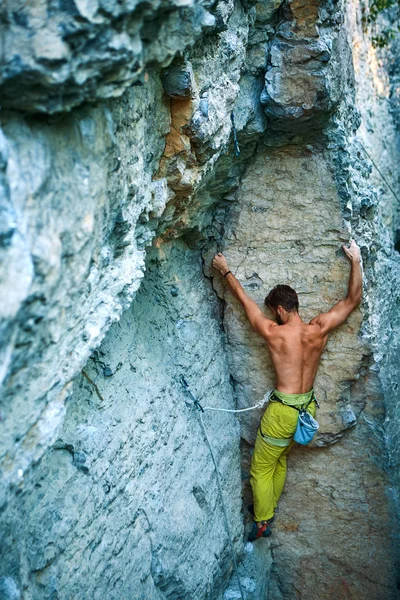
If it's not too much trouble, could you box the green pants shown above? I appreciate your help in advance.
[250,390,317,522]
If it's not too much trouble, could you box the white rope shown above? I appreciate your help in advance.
[198,411,245,600]
[180,378,276,599]
[180,380,274,600]
[201,389,272,413]
[359,141,400,204]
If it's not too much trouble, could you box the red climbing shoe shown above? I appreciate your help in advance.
[247,520,272,542]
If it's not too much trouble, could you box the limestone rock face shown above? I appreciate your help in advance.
[213,147,366,446]
[0,0,229,113]
[0,241,243,599]
[0,0,260,500]
[0,0,400,598]
[346,0,400,512]
[214,145,398,598]
[260,0,343,130]
[0,80,171,498]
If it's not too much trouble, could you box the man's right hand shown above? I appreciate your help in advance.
[342,239,361,263]
[212,252,229,274]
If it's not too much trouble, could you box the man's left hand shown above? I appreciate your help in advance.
[212,252,229,274]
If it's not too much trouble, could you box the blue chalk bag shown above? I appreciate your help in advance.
[293,409,319,445]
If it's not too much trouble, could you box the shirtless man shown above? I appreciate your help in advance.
[212,240,362,540]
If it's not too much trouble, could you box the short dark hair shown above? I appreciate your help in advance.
[264,285,299,313]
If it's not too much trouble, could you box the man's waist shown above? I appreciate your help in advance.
[271,388,315,407]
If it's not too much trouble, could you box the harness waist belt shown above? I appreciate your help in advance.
[271,388,315,410]
[259,429,292,447]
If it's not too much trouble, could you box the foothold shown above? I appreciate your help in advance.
[73,451,89,474]
[340,405,357,429]
[111,157,121,172]
[170,285,179,296]
[103,366,113,377]
[199,98,209,117]
[161,61,194,98]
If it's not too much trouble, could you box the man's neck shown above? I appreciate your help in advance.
[284,313,303,326]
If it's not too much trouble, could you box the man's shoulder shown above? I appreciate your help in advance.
[307,317,329,341]
[308,316,322,327]
[257,317,279,338]
[263,319,279,331]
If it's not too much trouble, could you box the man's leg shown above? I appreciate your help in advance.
[250,432,286,522]
[272,439,295,511]
[271,401,316,510]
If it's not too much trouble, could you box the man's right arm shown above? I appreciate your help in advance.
[310,240,362,336]
[212,252,276,338]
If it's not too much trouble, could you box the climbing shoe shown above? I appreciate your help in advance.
[247,505,275,524]
[247,520,272,542]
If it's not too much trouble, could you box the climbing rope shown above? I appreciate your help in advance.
[359,140,400,204]
[201,395,271,413]
[198,411,245,600]
[181,376,247,600]
[181,376,271,413]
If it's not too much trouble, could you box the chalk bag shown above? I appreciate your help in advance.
[293,410,319,445]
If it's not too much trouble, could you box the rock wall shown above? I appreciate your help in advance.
[0,78,170,500]
[0,0,256,500]
[214,145,398,598]
[210,0,400,595]
[0,0,225,113]
[346,0,400,510]
[1,0,400,598]
[1,240,245,599]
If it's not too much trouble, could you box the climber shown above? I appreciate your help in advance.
[212,240,362,541]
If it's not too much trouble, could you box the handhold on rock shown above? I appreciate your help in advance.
[161,61,195,99]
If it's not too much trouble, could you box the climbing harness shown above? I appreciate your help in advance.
[267,391,320,446]
[230,112,241,157]
[180,376,246,600]
[259,431,292,447]
[269,389,320,410]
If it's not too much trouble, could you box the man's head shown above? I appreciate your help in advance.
[264,285,299,325]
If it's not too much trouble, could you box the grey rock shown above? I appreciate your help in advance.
[0,578,20,600]
[161,61,195,98]
[0,0,400,598]
[260,0,343,132]
[0,241,243,600]
[0,0,226,113]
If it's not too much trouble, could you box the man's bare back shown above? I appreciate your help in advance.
[261,321,327,393]
[212,240,362,394]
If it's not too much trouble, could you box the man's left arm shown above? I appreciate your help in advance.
[212,253,275,336]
